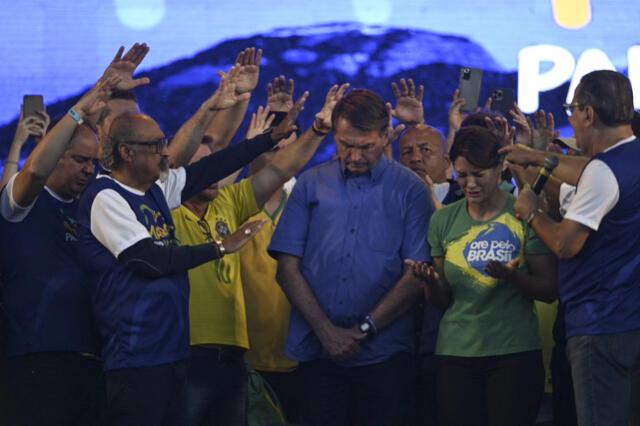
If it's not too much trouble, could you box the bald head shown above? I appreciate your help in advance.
[103,113,164,170]
[399,124,449,183]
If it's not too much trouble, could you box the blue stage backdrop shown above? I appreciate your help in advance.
[1,0,639,169]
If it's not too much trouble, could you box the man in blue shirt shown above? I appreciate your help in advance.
[269,88,433,426]
[504,70,640,426]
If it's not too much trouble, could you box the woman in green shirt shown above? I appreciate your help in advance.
[411,126,557,426]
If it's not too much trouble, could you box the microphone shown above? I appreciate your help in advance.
[531,155,559,194]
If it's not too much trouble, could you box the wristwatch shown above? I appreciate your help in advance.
[214,239,227,258]
[358,315,378,339]
[525,208,545,225]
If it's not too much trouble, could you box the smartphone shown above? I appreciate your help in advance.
[490,88,515,118]
[22,95,44,118]
[458,67,483,112]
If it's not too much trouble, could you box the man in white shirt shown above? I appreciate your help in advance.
[502,70,640,426]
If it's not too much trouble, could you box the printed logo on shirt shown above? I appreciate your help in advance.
[61,209,78,242]
[446,214,525,288]
[463,222,520,275]
[215,220,231,238]
[139,204,176,244]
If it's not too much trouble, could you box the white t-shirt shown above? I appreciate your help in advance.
[89,168,186,257]
[0,174,73,223]
[563,136,636,231]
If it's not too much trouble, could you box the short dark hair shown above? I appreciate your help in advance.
[331,89,388,134]
[632,110,640,138]
[460,110,504,129]
[575,70,634,127]
[450,126,503,169]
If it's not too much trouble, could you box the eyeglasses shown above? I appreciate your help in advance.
[197,218,214,243]
[124,137,168,153]
[562,103,582,117]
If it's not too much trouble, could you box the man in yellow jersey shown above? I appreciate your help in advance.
[240,76,302,423]
[172,82,348,426]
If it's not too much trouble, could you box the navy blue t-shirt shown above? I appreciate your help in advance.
[0,177,100,357]
[77,173,190,370]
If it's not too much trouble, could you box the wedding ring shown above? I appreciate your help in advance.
[244,229,252,235]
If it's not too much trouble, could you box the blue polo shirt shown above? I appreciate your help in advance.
[269,156,432,366]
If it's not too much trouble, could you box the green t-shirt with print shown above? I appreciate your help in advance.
[428,195,549,357]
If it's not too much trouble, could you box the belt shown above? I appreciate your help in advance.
[191,344,246,362]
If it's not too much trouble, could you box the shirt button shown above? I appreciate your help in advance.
[353,205,358,209]
[350,228,355,233]
[346,253,351,258]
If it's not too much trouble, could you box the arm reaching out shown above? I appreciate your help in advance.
[12,76,119,207]
[168,65,250,167]
[204,47,263,152]
[1,109,50,190]
[101,43,151,91]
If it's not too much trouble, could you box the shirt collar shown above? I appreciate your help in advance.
[603,135,637,153]
[339,155,389,182]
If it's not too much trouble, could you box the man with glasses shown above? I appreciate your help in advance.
[269,89,433,426]
[502,70,640,426]
[76,73,300,424]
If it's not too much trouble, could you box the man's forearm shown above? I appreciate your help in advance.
[368,268,424,331]
[168,105,217,167]
[252,129,325,207]
[529,213,588,259]
[276,255,335,340]
[204,98,250,152]
[520,149,589,186]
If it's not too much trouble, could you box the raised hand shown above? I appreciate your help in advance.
[509,103,533,146]
[271,92,309,141]
[75,75,122,117]
[15,109,50,143]
[485,258,520,280]
[449,88,468,133]
[101,43,151,90]
[222,219,267,253]
[389,78,425,125]
[246,106,275,139]
[314,83,350,133]
[204,65,251,111]
[484,115,515,146]
[234,47,262,95]
[530,109,559,150]
[385,103,406,145]
[267,75,294,112]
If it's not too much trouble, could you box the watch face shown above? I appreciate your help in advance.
[359,322,371,334]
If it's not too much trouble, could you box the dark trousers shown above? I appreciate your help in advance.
[296,352,413,426]
[258,369,302,423]
[550,341,577,426]
[105,359,187,426]
[411,353,439,426]
[437,350,544,426]
[8,351,105,426]
[186,345,248,426]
